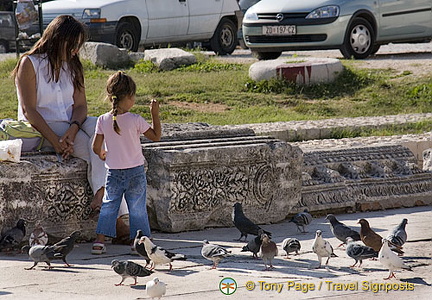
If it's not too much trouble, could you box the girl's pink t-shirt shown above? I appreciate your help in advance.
[95,112,151,169]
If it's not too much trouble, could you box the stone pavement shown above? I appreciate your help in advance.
[0,206,431,300]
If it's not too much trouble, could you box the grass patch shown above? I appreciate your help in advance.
[1,55,432,138]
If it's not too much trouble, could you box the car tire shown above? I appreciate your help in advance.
[340,17,375,59]
[370,44,381,55]
[252,51,282,60]
[0,40,9,53]
[210,18,237,55]
[116,21,139,52]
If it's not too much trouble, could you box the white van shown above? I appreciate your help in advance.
[42,0,242,55]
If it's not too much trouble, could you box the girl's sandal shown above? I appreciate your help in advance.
[91,242,106,255]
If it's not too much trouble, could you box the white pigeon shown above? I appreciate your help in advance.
[379,238,412,280]
[138,236,187,271]
[312,230,337,268]
[146,277,166,299]
[201,240,231,269]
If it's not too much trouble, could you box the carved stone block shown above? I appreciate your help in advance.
[143,136,303,232]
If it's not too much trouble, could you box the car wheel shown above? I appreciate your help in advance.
[0,40,9,53]
[116,21,139,52]
[370,44,380,55]
[340,17,375,59]
[210,18,237,55]
[252,51,282,60]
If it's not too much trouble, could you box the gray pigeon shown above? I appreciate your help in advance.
[260,233,278,270]
[52,231,80,267]
[281,238,301,258]
[201,240,231,269]
[241,230,263,259]
[325,214,361,247]
[133,229,151,267]
[386,218,408,256]
[345,237,378,267]
[289,209,312,233]
[232,202,271,242]
[0,219,26,251]
[111,259,153,286]
[22,244,66,270]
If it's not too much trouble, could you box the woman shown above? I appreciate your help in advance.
[12,15,128,238]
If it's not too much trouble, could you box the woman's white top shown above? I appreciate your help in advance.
[17,54,74,122]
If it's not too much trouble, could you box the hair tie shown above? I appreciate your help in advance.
[112,95,117,100]
[112,116,117,121]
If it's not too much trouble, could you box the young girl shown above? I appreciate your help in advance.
[91,71,161,254]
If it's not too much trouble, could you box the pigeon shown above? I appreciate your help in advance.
[379,238,412,280]
[345,237,378,267]
[201,240,231,269]
[281,238,301,258]
[138,236,187,271]
[232,202,271,242]
[22,244,66,270]
[51,231,80,267]
[0,219,26,251]
[312,230,337,268]
[260,233,278,270]
[111,259,153,286]
[133,229,151,267]
[146,277,167,299]
[386,218,408,256]
[28,223,48,246]
[289,209,313,233]
[325,214,361,247]
[358,218,383,252]
[241,231,262,259]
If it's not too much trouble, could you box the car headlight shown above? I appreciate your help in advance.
[306,6,339,19]
[244,10,258,21]
[82,8,101,19]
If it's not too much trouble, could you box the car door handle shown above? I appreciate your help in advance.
[179,0,186,2]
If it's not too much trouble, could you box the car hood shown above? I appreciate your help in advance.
[42,0,124,11]
[250,0,340,13]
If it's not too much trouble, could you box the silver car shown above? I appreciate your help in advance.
[242,0,432,59]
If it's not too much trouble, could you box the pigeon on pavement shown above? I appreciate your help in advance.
[201,240,231,269]
[111,259,153,286]
[345,237,378,267]
[386,218,408,256]
[289,209,313,233]
[28,223,48,246]
[138,236,187,271]
[52,231,80,267]
[325,214,361,247]
[312,230,337,268]
[281,238,301,258]
[358,218,383,252]
[0,219,26,251]
[133,229,151,267]
[379,238,412,280]
[146,277,167,299]
[260,233,278,270]
[22,244,66,270]
[232,202,271,242]
[241,230,263,259]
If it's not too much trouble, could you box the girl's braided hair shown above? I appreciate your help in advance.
[106,71,136,135]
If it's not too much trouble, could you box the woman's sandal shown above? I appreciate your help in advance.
[91,242,106,255]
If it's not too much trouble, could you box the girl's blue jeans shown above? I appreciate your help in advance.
[96,165,151,240]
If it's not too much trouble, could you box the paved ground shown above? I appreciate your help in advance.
[0,206,430,299]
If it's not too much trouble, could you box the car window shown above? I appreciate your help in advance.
[0,13,13,27]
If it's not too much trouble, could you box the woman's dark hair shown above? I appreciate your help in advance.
[106,71,137,135]
[12,15,88,91]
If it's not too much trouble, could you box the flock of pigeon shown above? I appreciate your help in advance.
[0,203,412,298]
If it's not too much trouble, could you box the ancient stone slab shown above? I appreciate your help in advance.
[143,136,303,232]
[0,153,95,241]
[144,48,197,71]
[80,42,131,69]
[249,57,343,84]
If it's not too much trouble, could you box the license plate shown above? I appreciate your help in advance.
[263,25,296,36]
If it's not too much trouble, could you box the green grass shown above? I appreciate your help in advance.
[1,55,432,137]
